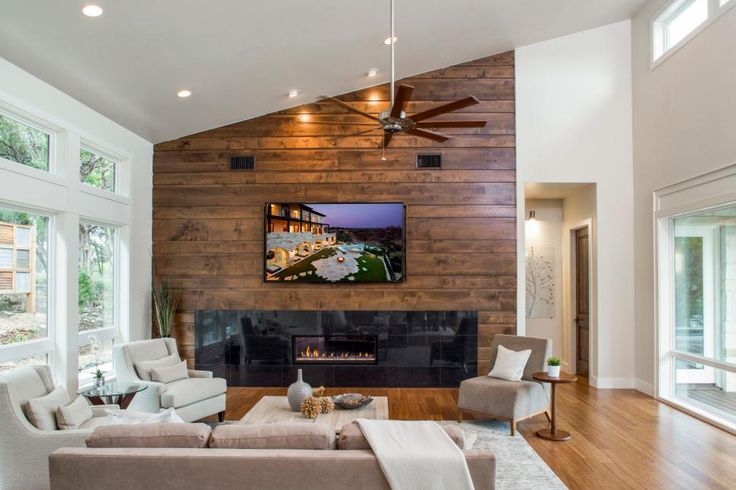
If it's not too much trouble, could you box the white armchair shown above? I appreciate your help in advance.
[0,366,119,490]
[114,338,226,423]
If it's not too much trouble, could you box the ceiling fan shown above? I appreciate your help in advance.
[304,0,487,148]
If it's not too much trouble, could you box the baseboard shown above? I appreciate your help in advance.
[589,376,636,389]
[635,379,655,396]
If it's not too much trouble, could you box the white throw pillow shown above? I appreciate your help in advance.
[105,407,185,425]
[151,361,189,384]
[135,352,180,381]
[25,386,71,431]
[56,395,94,430]
[488,344,532,382]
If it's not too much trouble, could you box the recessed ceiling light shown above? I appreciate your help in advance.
[177,90,192,98]
[367,68,379,77]
[288,89,300,98]
[82,5,103,17]
[383,36,397,45]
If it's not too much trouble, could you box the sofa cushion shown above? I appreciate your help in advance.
[160,377,226,408]
[56,395,94,430]
[488,344,531,382]
[25,386,71,431]
[211,423,336,450]
[458,376,548,418]
[337,421,466,450]
[151,361,189,384]
[135,353,180,381]
[79,416,115,431]
[86,423,211,448]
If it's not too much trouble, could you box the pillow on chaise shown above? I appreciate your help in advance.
[337,421,466,450]
[56,395,94,430]
[134,352,180,381]
[25,386,71,431]
[86,423,210,448]
[487,344,532,382]
[210,423,337,450]
[151,360,189,384]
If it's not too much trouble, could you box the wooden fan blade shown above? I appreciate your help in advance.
[406,128,451,142]
[345,127,384,137]
[317,96,380,121]
[300,121,377,126]
[384,132,394,147]
[415,120,487,128]
[410,96,480,122]
[390,84,415,118]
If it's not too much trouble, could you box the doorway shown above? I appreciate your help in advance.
[574,226,590,377]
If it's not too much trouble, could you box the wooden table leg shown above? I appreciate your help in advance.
[536,382,572,441]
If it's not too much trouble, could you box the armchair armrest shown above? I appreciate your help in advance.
[187,369,213,378]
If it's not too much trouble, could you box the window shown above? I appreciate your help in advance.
[659,204,736,429]
[78,223,116,331]
[78,336,113,385]
[80,147,116,193]
[0,112,50,171]
[0,208,49,345]
[0,353,48,374]
[652,0,735,63]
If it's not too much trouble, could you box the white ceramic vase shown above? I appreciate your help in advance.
[547,365,561,377]
[287,369,312,411]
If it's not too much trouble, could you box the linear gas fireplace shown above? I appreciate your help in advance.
[293,335,377,365]
[195,310,478,388]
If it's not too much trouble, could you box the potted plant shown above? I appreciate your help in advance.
[89,335,105,387]
[94,368,105,388]
[547,357,561,377]
[152,278,180,338]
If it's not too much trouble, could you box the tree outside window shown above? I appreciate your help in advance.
[78,223,115,331]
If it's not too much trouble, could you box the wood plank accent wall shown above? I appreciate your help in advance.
[152,51,517,376]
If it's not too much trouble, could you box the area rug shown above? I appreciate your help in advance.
[448,420,567,490]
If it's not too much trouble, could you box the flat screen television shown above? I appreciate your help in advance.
[264,203,405,283]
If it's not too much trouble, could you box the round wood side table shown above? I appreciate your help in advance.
[532,371,577,441]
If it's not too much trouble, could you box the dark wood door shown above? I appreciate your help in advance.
[575,227,590,377]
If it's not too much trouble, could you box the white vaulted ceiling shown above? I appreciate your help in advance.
[0,0,646,142]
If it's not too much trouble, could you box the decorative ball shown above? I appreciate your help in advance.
[319,397,335,414]
[300,396,321,419]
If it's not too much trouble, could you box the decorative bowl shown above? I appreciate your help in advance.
[332,393,373,410]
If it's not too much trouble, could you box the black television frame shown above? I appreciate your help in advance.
[263,202,407,284]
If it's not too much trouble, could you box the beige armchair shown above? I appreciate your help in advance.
[0,366,119,490]
[114,338,226,422]
[458,334,551,435]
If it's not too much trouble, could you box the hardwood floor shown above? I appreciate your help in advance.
[223,380,736,490]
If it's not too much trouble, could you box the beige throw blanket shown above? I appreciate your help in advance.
[356,419,475,490]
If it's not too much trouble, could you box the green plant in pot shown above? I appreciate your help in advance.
[547,356,561,378]
[152,278,180,338]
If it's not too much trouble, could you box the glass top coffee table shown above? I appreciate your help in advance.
[79,381,147,409]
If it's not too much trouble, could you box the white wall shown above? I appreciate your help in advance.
[516,20,636,388]
[0,55,152,388]
[632,2,736,394]
[524,199,564,359]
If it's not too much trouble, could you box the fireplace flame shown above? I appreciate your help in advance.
[298,345,374,362]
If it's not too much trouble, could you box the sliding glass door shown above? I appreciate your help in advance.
[659,205,736,430]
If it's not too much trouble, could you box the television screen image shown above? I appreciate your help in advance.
[264,203,405,283]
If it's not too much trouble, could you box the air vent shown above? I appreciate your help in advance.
[230,155,255,170]
[416,153,442,169]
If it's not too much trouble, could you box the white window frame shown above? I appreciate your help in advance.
[0,105,57,176]
[0,204,55,368]
[79,142,123,197]
[0,98,132,392]
[77,220,120,387]
[651,0,736,68]
[655,165,736,434]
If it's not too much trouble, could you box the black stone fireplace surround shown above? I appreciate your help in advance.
[195,310,478,388]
